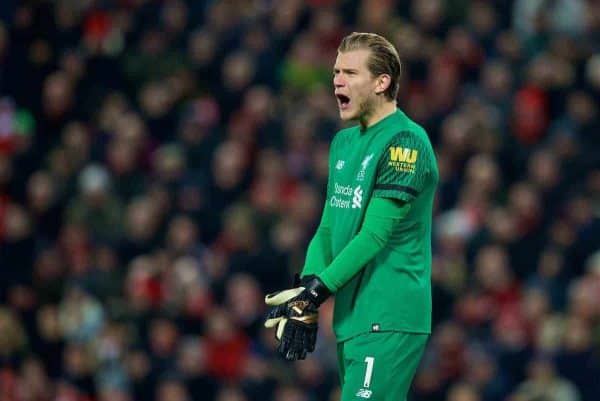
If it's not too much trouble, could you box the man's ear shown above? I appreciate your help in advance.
[375,74,391,95]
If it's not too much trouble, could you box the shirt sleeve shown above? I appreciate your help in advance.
[301,132,339,278]
[300,201,332,278]
[372,130,432,203]
[317,197,411,292]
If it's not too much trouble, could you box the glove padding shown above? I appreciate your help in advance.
[264,275,330,360]
[264,286,304,341]
[264,274,306,343]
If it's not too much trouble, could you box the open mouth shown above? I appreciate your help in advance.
[336,94,351,110]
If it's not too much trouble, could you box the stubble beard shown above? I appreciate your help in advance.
[356,95,376,129]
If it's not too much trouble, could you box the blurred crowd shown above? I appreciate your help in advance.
[0,0,599,401]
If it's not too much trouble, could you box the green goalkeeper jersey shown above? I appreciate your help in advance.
[315,109,438,341]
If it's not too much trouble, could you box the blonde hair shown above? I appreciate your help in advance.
[338,32,401,101]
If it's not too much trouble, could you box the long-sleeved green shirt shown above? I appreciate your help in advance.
[302,197,410,291]
[300,109,438,341]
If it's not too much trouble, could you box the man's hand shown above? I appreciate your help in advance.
[264,275,331,360]
[264,287,303,342]
[264,274,305,346]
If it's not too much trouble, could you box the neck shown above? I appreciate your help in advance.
[359,100,397,131]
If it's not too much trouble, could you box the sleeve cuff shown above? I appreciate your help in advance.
[317,273,337,293]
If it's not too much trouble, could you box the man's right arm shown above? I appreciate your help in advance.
[300,201,332,278]
[301,130,342,278]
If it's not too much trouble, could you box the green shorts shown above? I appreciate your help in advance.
[337,331,428,401]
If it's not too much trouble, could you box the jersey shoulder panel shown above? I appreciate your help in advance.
[372,129,433,202]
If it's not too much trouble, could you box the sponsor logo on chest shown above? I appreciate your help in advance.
[330,182,363,209]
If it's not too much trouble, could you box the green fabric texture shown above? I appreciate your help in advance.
[318,197,410,292]
[301,201,333,277]
[337,331,428,401]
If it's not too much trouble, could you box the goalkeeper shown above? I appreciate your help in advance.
[265,32,439,401]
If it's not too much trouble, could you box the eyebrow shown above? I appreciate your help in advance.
[333,68,359,73]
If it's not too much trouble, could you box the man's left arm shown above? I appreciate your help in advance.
[315,197,409,292]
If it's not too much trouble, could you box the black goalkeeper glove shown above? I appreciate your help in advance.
[264,275,331,360]
[264,274,306,342]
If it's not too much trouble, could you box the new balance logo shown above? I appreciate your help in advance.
[356,389,372,399]
[352,186,363,209]
[336,160,345,170]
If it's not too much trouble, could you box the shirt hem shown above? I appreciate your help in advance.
[334,327,431,343]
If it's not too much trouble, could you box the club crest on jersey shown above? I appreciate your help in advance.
[352,186,363,208]
[356,154,374,181]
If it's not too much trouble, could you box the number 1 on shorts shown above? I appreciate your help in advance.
[363,357,375,388]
